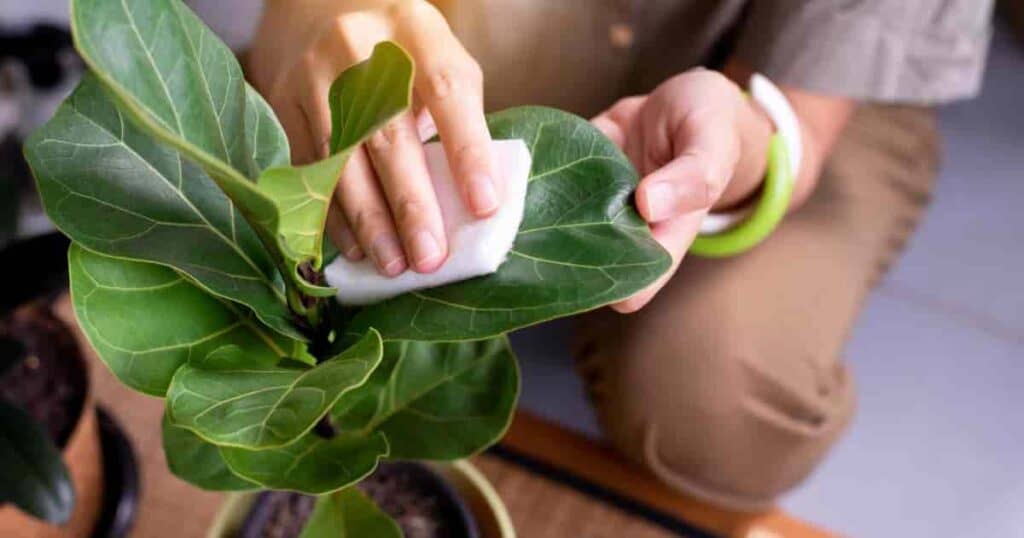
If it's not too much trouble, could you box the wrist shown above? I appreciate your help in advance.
[714,91,773,210]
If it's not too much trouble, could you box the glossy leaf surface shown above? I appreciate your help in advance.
[27,75,297,338]
[69,0,413,290]
[68,245,299,397]
[167,330,382,449]
[334,337,518,460]
[349,107,671,341]
[221,431,389,494]
[299,488,402,538]
[161,416,257,491]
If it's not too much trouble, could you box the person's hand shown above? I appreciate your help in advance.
[247,0,498,276]
[592,69,773,313]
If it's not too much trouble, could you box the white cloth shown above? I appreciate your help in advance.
[326,139,532,305]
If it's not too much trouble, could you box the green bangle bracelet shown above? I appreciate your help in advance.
[690,134,793,258]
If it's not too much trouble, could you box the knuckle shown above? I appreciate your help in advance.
[617,95,644,110]
[330,15,367,58]
[349,208,391,237]
[391,198,424,227]
[450,141,488,173]
[366,119,416,154]
[423,60,482,102]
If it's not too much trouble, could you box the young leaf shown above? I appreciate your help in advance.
[334,338,519,460]
[220,431,389,494]
[347,107,672,341]
[69,0,413,298]
[166,330,383,449]
[260,40,415,272]
[68,244,300,397]
[0,399,74,524]
[27,75,299,339]
[299,488,402,538]
[162,416,257,491]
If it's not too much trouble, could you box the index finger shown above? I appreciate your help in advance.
[391,2,498,217]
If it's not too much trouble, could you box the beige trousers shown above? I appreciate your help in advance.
[572,105,940,510]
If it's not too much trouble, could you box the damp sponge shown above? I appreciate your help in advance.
[325,139,532,305]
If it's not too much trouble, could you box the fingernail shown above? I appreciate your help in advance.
[467,174,499,216]
[410,230,444,270]
[371,235,406,277]
[644,182,677,222]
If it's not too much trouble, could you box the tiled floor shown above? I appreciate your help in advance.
[513,24,1024,538]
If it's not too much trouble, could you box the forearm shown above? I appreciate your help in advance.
[721,59,855,210]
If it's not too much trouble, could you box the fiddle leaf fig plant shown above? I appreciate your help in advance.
[25,0,671,534]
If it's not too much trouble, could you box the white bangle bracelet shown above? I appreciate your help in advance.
[698,73,802,235]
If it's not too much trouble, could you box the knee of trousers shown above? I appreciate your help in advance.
[576,331,857,510]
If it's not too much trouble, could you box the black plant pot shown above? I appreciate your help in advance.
[0,233,139,537]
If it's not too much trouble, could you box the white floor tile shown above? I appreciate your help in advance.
[782,293,1024,537]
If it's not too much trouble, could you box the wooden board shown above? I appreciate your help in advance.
[496,411,837,538]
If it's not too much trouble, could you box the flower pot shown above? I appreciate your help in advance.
[208,460,515,538]
[0,301,104,538]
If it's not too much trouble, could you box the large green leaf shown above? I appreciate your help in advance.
[167,330,383,449]
[69,0,413,294]
[161,416,257,491]
[27,75,298,338]
[348,107,671,341]
[245,86,290,173]
[300,488,402,538]
[207,338,516,494]
[221,431,389,494]
[0,399,74,524]
[68,244,300,397]
[334,338,519,460]
[71,0,258,177]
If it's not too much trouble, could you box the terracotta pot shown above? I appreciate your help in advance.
[0,312,104,538]
[207,460,515,538]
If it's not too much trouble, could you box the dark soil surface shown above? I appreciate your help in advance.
[0,301,87,446]
[249,493,316,538]
[359,463,459,538]
[243,463,471,538]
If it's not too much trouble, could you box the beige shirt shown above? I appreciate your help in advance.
[437,0,994,116]
[193,0,994,116]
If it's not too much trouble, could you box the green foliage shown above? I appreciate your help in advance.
[348,107,671,341]
[25,0,670,532]
[162,417,258,491]
[166,331,382,449]
[68,245,302,397]
[300,487,402,538]
[0,399,74,524]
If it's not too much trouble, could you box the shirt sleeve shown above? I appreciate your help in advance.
[733,0,995,104]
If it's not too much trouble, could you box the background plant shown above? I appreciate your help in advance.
[24,0,671,533]
[0,339,74,526]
